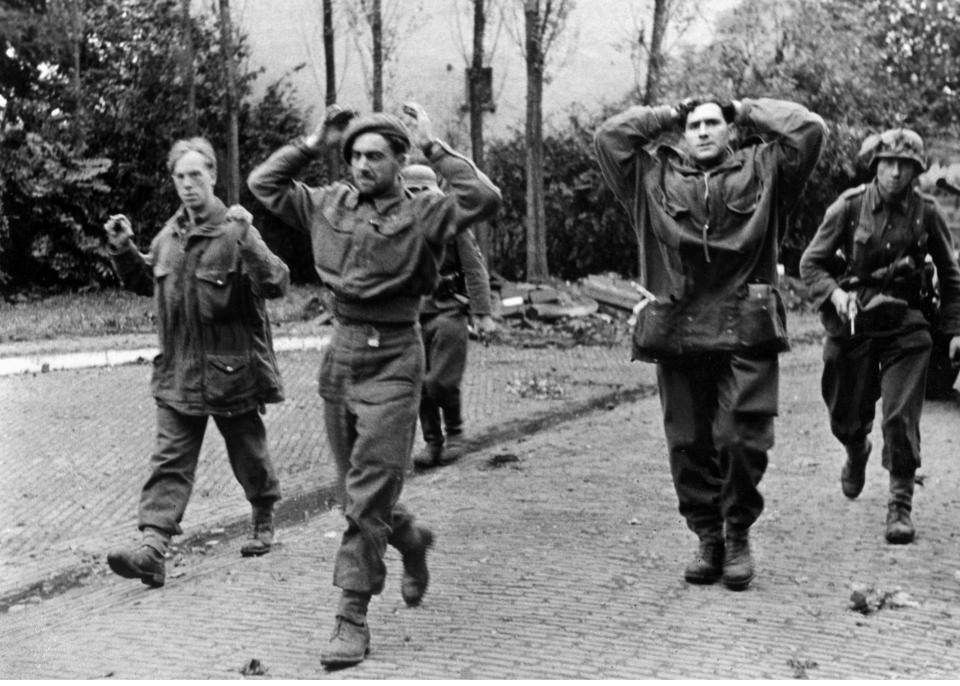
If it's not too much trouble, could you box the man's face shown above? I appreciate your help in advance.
[876,158,917,197]
[683,103,732,165]
[350,133,403,197]
[172,150,217,211]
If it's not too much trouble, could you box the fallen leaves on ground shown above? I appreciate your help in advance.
[849,584,920,614]
[505,373,566,399]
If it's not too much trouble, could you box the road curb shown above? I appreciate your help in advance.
[0,335,331,376]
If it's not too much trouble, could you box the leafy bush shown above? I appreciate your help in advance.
[485,117,637,282]
[0,0,312,293]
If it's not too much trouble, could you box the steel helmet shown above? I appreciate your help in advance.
[861,128,926,173]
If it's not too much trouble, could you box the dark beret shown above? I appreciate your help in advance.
[342,113,411,162]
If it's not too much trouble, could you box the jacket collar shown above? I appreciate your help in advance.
[658,143,743,174]
[343,184,405,214]
[868,179,913,215]
[174,198,228,237]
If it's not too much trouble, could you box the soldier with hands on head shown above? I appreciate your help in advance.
[401,163,497,469]
[105,136,289,588]
[595,95,825,590]
[248,102,501,668]
[799,128,960,544]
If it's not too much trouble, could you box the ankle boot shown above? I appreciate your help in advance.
[683,534,724,584]
[241,506,274,557]
[107,543,166,587]
[841,439,871,499]
[415,399,445,468]
[400,526,435,607]
[722,529,754,591]
[885,474,915,544]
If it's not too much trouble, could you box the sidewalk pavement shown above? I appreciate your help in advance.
[0,327,654,609]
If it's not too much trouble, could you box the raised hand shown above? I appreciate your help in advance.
[401,102,436,153]
[104,214,134,250]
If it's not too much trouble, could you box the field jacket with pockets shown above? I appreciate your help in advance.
[111,199,289,416]
[247,140,501,325]
[594,98,826,361]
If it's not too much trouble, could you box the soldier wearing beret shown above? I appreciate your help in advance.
[800,128,960,544]
[249,103,501,667]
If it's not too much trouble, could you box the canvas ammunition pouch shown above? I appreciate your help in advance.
[631,284,789,360]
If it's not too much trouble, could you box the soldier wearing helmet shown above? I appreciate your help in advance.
[800,128,960,545]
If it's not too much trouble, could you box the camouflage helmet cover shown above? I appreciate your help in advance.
[859,128,926,173]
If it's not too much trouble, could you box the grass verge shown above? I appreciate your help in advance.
[0,284,325,343]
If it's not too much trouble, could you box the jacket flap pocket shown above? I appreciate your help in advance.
[196,268,234,287]
[207,354,247,374]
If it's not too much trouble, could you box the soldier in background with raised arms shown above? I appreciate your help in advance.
[595,95,825,591]
[248,103,501,668]
[800,128,960,544]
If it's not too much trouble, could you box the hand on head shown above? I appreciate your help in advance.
[400,102,436,151]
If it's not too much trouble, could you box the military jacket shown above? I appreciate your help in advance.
[111,199,289,416]
[594,98,826,361]
[248,141,501,324]
[800,180,960,338]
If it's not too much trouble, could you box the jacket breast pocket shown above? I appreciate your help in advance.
[196,268,237,321]
[359,213,420,278]
[203,353,255,406]
[723,174,762,216]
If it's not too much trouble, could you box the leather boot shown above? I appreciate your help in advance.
[442,431,467,463]
[413,442,444,469]
[240,507,274,557]
[885,474,916,544]
[683,534,724,584]
[400,526,435,607]
[319,616,370,668]
[415,399,445,468]
[722,528,754,591]
[107,544,166,587]
[841,438,871,499]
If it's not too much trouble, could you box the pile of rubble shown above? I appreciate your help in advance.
[486,273,640,349]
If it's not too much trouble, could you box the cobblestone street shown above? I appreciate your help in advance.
[2,337,960,678]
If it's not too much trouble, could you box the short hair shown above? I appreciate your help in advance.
[678,97,737,128]
[167,137,218,175]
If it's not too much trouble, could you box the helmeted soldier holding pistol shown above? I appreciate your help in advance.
[800,128,960,544]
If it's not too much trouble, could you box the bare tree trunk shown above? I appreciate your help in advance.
[371,0,383,111]
[469,0,487,169]
[67,0,82,117]
[218,0,240,204]
[642,0,669,105]
[181,0,198,135]
[469,0,492,264]
[524,0,548,282]
[323,0,336,107]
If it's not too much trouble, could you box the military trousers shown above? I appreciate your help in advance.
[821,327,931,477]
[656,352,778,537]
[138,405,281,536]
[419,310,469,445]
[320,320,425,595]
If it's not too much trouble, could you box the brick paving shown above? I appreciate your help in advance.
[2,329,960,678]
[0,337,650,606]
